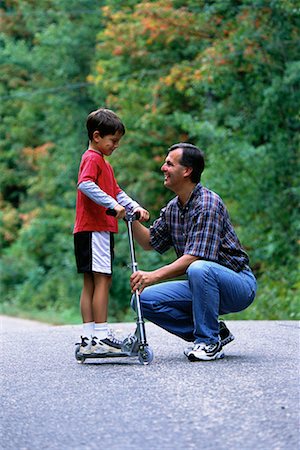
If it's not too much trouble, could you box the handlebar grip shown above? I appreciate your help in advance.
[106,209,117,217]
[132,211,140,221]
[106,209,140,221]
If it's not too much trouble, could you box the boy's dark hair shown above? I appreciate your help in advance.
[86,108,126,140]
[168,142,205,183]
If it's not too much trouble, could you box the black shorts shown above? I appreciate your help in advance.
[74,231,114,274]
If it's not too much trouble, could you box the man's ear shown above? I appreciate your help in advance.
[183,166,193,178]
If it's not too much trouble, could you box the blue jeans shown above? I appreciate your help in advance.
[131,260,257,344]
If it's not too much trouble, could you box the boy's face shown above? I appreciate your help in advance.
[92,130,123,156]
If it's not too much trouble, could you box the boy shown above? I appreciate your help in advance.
[74,108,149,354]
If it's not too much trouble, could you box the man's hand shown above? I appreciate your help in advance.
[113,204,126,219]
[130,255,199,293]
[133,207,150,222]
[130,270,156,294]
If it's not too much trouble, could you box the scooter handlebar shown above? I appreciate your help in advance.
[106,208,117,217]
[106,209,140,221]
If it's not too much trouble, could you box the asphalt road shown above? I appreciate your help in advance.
[1,317,299,450]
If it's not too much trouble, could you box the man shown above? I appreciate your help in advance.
[130,142,257,361]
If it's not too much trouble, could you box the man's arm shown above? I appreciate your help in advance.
[130,254,199,293]
[132,221,152,250]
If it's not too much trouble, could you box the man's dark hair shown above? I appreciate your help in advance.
[168,142,205,183]
[86,108,125,140]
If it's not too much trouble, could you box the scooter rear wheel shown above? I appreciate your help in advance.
[75,344,86,364]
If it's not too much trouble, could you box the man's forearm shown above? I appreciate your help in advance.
[132,221,152,250]
[152,254,199,282]
[130,253,200,293]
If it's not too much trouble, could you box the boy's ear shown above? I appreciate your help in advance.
[93,130,101,142]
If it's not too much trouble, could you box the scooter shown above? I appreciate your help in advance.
[75,210,154,365]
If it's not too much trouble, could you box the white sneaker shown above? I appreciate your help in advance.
[79,336,92,354]
[186,342,224,361]
[91,333,123,354]
[184,321,234,357]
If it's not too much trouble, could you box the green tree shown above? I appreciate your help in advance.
[1,0,299,322]
[89,0,300,318]
[0,0,103,321]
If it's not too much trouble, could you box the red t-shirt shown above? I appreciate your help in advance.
[73,149,122,233]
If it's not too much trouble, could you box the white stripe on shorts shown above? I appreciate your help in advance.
[91,231,112,274]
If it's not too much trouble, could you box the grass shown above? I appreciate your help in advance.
[1,269,298,324]
[0,304,137,325]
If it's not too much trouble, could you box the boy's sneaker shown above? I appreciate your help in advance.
[219,321,235,347]
[187,341,224,361]
[78,336,92,354]
[91,331,123,354]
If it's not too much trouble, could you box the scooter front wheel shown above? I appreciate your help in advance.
[138,346,154,365]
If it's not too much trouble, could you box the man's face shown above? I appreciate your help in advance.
[161,148,186,192]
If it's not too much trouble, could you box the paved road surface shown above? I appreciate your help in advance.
[1,317,299,450]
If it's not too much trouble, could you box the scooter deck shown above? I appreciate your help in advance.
[76,350,138,360]
[75,341,153,365]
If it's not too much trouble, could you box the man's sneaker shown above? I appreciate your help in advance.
[187,341,224,361]
[184,321,234,357]
[219,321,235,347]
[78,336,92,354]
[91,332,123,354]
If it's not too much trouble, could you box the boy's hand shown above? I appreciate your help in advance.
[134,207,150,222]
[113,204,126,219]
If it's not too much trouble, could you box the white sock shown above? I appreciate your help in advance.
[94,322,108,340]
[82,322,95,338]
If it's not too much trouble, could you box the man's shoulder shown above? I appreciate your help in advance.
[168,196,178,206]
[164,196,178,212]
[200,185,221,199]
[195,185,224,210]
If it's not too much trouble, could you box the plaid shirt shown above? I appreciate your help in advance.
[150,184,250,273]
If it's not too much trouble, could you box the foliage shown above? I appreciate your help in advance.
[88,0,300,319]
[0,0,102,320]
[1,0,299,323]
